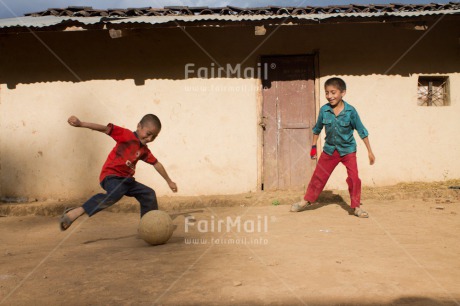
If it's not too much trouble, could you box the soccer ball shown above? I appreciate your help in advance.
[138,210,174,245]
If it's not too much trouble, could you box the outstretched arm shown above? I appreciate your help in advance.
[68,116,110,134]
[362,137,375,165]
[153,161,178,193]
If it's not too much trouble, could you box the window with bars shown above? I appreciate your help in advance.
[417,76,450,106]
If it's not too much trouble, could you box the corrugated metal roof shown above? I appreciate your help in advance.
[0,5,458,29]
[23,3,460,17]
[109,9,460,25]
[0,16,102,28]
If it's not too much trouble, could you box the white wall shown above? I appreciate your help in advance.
[1,19,459,198]
[319,74,460,190]
[0,78,259,199]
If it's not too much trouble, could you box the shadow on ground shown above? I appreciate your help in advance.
[306,190,355,216]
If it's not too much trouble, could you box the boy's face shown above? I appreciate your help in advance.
[136,122,160,145]
[325,85,346,107]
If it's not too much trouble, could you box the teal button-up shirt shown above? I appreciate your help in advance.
[312,101,369,157]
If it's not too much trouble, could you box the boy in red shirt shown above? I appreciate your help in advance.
[60,114,177,231]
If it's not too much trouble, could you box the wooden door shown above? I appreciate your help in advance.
[261,55,316,190]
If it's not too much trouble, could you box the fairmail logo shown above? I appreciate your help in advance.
[184,215,269,233]
[184,62,275,79]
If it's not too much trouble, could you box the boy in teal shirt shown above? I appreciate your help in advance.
[291,78,375,217]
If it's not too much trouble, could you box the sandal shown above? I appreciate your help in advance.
[290,201,313,212]
[354,207,369,218]
[59,207,78,231]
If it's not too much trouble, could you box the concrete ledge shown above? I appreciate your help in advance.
[1,180,459,217]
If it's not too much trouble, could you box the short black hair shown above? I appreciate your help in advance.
[140,114,161,130]
[324,77,346,91]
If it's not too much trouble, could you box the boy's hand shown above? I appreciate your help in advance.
[168,181,178,193]
[68,116,82,127]
[310,145,317,160]
[368,152,376,165]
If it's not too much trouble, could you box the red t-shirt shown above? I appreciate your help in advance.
[99,124,158,182]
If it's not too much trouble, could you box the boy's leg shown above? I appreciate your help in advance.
[304,150,341,203]
[125,180,158,218]
[82,176,132,217]
[341,152,361,209]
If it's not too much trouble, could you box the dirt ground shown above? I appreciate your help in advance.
[1,182,460,305]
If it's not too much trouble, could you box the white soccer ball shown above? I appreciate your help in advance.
[138,210,174,245]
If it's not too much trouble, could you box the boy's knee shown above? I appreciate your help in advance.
[105,193,124,204]
[145,188,156,200]
[346,176,361,186]
[143,188,158,207]
[140,190,158,217]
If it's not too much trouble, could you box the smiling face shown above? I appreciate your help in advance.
[136,121,160,145]
[325,85,346,107]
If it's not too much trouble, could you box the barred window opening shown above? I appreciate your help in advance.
[417,76,450,106]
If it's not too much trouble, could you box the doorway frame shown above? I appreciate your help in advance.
[257,51,321,191]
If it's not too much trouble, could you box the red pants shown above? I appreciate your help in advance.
[304,150,361,208]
